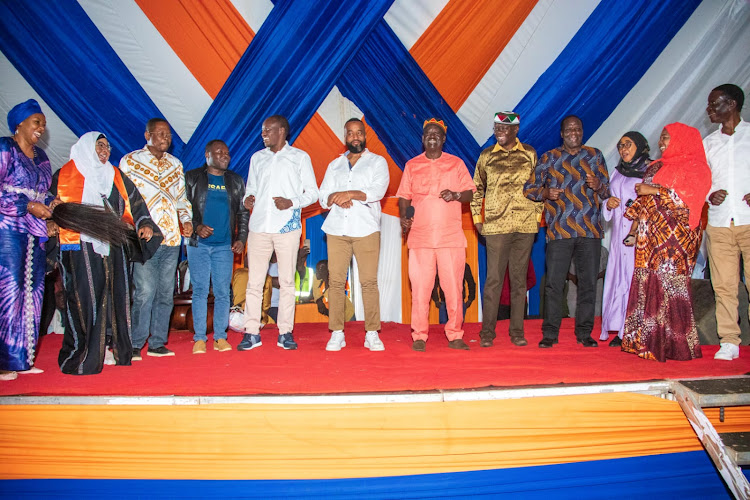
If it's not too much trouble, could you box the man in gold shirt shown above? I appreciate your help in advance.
[471,112,541,347]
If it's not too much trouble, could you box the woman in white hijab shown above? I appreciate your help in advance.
[51,132,157,375]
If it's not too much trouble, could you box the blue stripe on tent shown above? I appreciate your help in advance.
[481,0,702,154]
[179,0,395,175]
[0,0,185,162]
[0,451,730,499]
[337,20,481,175]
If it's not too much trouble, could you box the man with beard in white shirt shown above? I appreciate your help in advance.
[238,115,318,351]
[318,118,389,351]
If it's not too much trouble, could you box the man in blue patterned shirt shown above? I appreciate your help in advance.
[524,115,609,348]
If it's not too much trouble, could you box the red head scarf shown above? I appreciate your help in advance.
[651,122,712,229]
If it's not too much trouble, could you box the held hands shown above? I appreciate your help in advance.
[623,234,636,247]
[138,226,154,241]
[195,224,214,239]
[400,215,413,233]
[243,195,255,210]
[543,187,563,201]
[49,197,63,210]
[27,200,52,220]
[585,173,601,191]
[46,220,59,238]
[231,240,244,254]
[328,191,353,209]
[634,183,658,196]
[440,189,459,202]
[273,197,293,210]
[181,221,193,238]
[606,197,621,210]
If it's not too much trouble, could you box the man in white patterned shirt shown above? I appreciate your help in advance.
[239,115,319,351]
[318,118,389,352]
[704,84,748,361]
[120,118,193,359]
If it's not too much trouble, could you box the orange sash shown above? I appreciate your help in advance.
[57,160,134,246]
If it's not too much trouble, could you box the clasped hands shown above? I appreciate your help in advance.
[243,195,293,210]
[708,189,750,207]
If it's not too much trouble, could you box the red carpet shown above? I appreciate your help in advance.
[1,319,748,397]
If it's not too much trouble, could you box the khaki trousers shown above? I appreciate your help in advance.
[706,223,750,346]
[327,232,381,332]
[243,230,301,335]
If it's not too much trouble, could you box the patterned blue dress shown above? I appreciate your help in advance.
[0,137,52,371]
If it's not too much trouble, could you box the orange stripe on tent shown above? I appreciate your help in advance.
[0,394,704,480]
[410,0,539,110]
[136,1,399,191]
[135,0,254,98]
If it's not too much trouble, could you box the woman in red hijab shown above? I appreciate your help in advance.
[620,123,712,362]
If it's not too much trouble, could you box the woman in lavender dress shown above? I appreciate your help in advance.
[0,100,54,381]
[600,132,651,347]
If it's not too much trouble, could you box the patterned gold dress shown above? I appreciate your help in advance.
[621,162,702,362]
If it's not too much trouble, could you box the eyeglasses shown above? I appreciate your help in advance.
[617,141,635,150]
[95,142,111,151]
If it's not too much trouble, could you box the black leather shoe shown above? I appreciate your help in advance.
[609,336,622,347]
[480,338,494,347]
[577,337,598,347]
[510,337,528,346]
[539,338,554,348]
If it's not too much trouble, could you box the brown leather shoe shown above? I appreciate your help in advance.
[480,338,493,347]
[448,339,470,350]
[412,339,426,352]
[192,340,207,354]
[510,337,528,346]
[214,338,232,352]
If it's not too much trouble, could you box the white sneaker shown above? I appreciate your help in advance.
[364,331,385,351]
[714,343,740,361]
[326,330,346,351]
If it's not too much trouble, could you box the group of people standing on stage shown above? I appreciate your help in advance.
[0,82,745,378]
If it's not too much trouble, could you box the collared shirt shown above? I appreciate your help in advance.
[396,152,476,249]
[524,145,609,240]
[120,146,192,246]
[244,142,318,234]
[319,149,389,237]
[704,120,750,227]
[471,139,541,235]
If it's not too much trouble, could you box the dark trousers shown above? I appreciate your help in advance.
[543,237,601,340]
[481,232,535,339]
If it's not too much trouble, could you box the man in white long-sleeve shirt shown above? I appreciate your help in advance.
[318,118,389,352]
[239,115,319,351]
[704,84,749,361]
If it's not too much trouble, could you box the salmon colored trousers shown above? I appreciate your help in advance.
[408,247,465,341]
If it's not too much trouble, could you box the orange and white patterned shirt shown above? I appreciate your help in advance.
[120,146,192,246]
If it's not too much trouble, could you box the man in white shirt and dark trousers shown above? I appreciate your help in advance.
[238,115,319,351]
[704,84,748,361]
[318,118,389,351]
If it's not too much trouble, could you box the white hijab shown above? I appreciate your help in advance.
[69,131,115,256]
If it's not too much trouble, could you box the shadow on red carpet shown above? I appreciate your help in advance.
[1,319,748,397]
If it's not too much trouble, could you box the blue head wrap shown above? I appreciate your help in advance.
[7,99,43,134]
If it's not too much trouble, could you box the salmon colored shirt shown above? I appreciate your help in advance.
[396,152,476,249]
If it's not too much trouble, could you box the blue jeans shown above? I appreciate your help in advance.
[131,245,180,349]
[186,242,233,341]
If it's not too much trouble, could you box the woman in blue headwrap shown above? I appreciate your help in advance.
[0,99,54,381]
